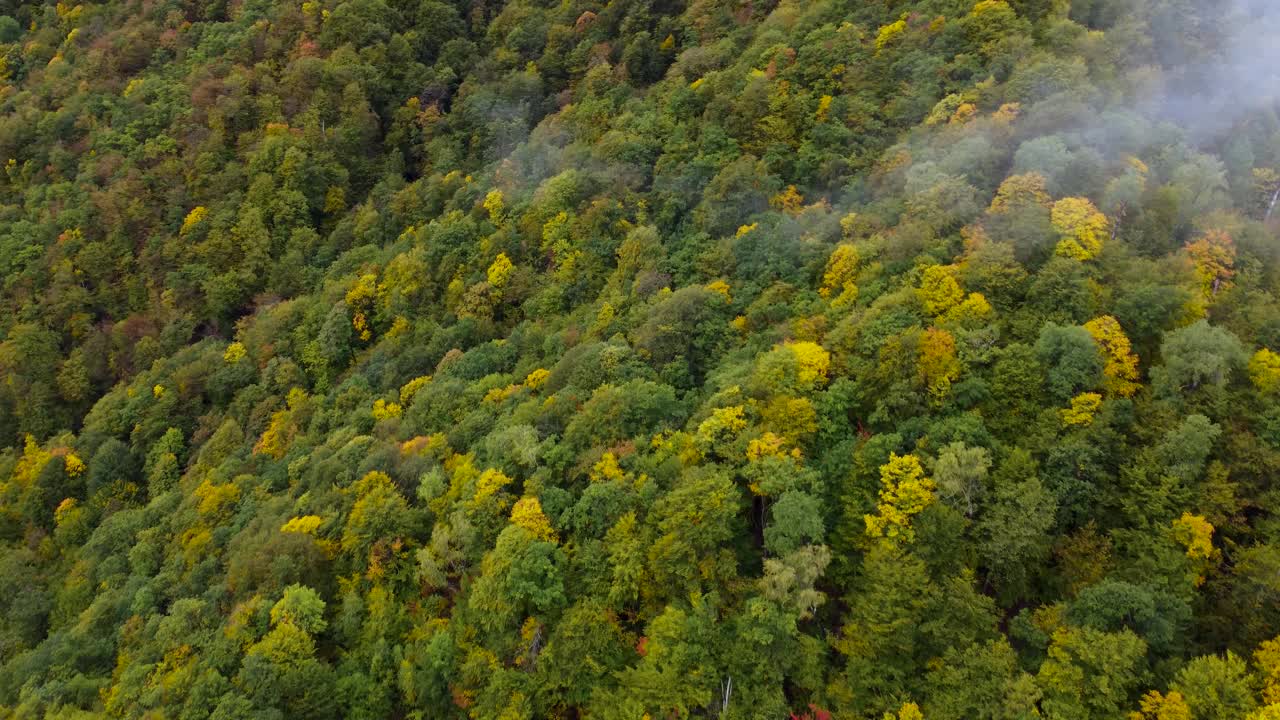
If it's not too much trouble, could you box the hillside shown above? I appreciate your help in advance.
[3,0,1280,717]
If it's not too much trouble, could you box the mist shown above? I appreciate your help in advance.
[1160,0,1280,140]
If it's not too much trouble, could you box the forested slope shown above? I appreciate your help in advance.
[2,0,1280,717]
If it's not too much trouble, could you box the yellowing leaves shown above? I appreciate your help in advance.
[400,433,448,458]
[941,291,992,326]
[789,341,831,389]
[483,384,521,404]
[759,395,818,443]
[705,279,731,300]
[63,452,85,477]
[180,206,207,235]
[371,398,402,420]
[918,327,960,401]
[223,341,247,364]
[1061,392,1102,427]
[1246,705,1280,720]
[524,368,550,390]
[916,265,992,327]
[591,451,625,482]
[256,410,295,459]
[323,185,345,213]
[345,273,381,342]
[918,265,964,316]
[281,515,323,534]
[483,189,505,223]
[746,431,798,462]
[399,375,432,405]
[1250,349,1280,394]
[988,173,1050,214]
[971,0,1012,14]
[12,435,52,488]
[475,468,513,503]
[820,244,859,307]
[771,185,804,214]
[510,497,557,542]
[1133,690,1192,720]
[195,478,241,521]
[254,388,308,459]
[341,472,410,564]
[752,342,831,396]
[180,528,212,567]
[865,453,936,546]
[991,102,1021,124]
[1256,635,1280,705]
[884,702,925,720]
[1051,197,1108,261]
[949,102,977,125]
[816,94,834,122]
[1185,229,1236,301]
[487,252,514,290]
[54,497,79,526]
[1084,315,1140,397]
[592,302,616,334]
[695,405,748,450]
[1171,512,1214,560]
[875,18,907,51]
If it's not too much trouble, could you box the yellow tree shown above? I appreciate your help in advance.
[223,341,247,364]
[789,341,831,388]
[1084,315,1140,397]
[1052,197,1108,261]
[940,292,993,327]
[875,17,907,52]
[884,702,925,720]
[917,265,964,316]
[345,272,381,341]
[918,327,961,400]
[759,395,818,443]
[511,497,557,542]
[255,388,309,459]
[865,453,936,546]
[1185,229,1236,300]
[1255,635,1280,705]
[483,189,505,223]
[371,398,402,420]
[399,375,432,405]
[754,342,832,396]
[1171,512,1215,586]
[989,172,1051,214]
[1061,392,1103,427]
[487,252,514,291]
[180,206,208,235]
[820,244,859,307]
[695,405,749,460]
[1130,690,1192,720]
[771,185,804,214]
[1249,349,1280,394]
[1171,512,1214,559]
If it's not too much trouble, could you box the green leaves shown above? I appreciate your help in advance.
[271,585,327,635]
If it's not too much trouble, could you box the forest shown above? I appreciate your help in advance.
[2,0,1280,717]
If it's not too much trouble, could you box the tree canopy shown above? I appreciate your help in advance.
[2,0,1280,718]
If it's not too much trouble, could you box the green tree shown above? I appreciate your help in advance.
[1036,626,1148,720]
[1153,321,1246,397]
[1035,323,1104,402]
